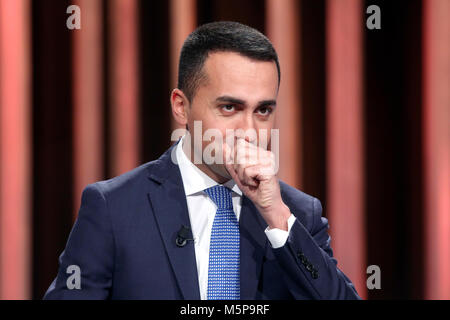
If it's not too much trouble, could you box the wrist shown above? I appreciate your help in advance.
[263,202,291,231]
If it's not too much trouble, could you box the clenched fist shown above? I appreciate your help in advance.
[224,138,291,231]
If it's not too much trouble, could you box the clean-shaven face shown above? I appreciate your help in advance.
[185,51,279,179]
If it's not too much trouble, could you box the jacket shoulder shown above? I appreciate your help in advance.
[87,160,156,201]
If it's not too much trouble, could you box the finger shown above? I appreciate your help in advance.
[236,144,273,169]
[258,149,276,167]
[235,163,265,187]
[223,142,233,166]
[235,163,257,187]
[242,166,260,187]
[223,143,238,179]
[234,130,258,145]
[248,164,276,181]
[225,142,257,188]
[225,159,238,182]
[226,161,248,191]
[235,147,259,166]
[234,138,261,164]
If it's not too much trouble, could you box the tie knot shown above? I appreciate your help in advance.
[204,185,233,210]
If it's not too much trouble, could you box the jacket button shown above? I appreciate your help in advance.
[312,270,319,279]
[306,264,313,272]
[297,252,307,263]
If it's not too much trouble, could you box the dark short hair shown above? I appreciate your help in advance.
[178,21,281,102]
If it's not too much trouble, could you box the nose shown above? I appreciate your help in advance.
[234,111,257,144]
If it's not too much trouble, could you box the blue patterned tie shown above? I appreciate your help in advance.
[204,185,240,300]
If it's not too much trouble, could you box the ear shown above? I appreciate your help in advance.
[170,88,189,126]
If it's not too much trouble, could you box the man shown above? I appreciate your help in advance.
[44,21,360,300]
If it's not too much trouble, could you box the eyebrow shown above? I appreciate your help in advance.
[215,95,277,108]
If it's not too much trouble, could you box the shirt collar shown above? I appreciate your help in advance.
[176,136,242,197]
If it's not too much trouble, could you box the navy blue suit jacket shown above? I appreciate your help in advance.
[44,145,360,299]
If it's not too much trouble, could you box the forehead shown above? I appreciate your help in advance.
[201,51,279,96]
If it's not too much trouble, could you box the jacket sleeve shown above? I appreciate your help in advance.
[272,197,361,300]
[43,183,114,299]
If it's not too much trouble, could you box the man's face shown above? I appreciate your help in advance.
[184,51,279,179]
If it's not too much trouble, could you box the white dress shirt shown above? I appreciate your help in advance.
[175,137,296,300]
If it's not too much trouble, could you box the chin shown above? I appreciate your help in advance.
[209,163,232,181]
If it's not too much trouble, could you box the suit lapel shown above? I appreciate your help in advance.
[146,146,200,300]
[146,144,270,300]
[239,196,268,299]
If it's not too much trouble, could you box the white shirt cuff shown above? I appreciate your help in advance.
[264,214,296,249]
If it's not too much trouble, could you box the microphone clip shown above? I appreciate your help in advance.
[176,225,194,247]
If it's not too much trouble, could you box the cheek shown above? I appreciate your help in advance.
[186,107,206,130]
[188,116,226,146]
[187,102,215,123]
[255,118,275,131]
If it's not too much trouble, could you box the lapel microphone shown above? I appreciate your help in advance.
[175,225,194,247]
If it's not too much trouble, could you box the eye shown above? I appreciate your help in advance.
[221,104,235,113]
[256,106,273,116]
